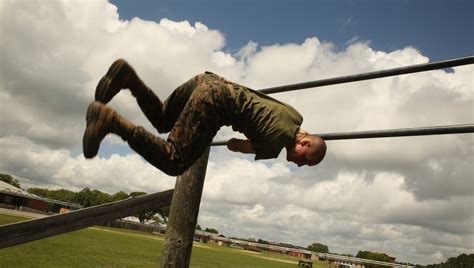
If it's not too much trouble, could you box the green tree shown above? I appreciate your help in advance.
[27,188,75,203]
[137,210,157,223]
[307,242,329,253]
[127,191,157,223]
[425,253,474,268]
[75,188,95,207]
[91,190,112,205]
[205,228,218,234]
[447,253,474,267]
[49,189,76,202]
[196,224,202,230]
[129,191,147,197]
[0,173,21,188]
[152,215,166,224]
[112,191,129,201]
[27,187,48,197]
[148,206,171,223]
[356,251,393,268]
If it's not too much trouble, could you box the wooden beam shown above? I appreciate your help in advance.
[161,147,210,268]
[0,189,174,249]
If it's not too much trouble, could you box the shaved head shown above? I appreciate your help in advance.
[308,135,327,165]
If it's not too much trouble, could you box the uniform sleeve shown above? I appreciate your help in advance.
[251,140,283,160]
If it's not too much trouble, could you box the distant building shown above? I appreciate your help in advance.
[316,253,412,268]
[103,218,166,234]
[0,181,82,214]
[194,230,215,243]
[189,229,412,268]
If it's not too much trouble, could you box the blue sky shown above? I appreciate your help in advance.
[110,0,474,61]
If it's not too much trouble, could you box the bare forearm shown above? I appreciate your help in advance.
[226,138,256,154]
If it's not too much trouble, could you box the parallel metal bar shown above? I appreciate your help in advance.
[0,189,174,249]
[211,124,474,146]
[259,56,474,94]
[319,124,474,140]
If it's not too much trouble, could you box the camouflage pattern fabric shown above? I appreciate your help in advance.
[127,72,237,176]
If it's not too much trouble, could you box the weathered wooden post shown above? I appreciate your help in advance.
[161,147,210,267]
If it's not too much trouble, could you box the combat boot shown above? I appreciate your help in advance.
[95,59,165,132]
[95,59,150,103]
[83,101,135,158]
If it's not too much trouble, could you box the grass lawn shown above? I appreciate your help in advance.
[0,213,326,267]
[0,214,29,225]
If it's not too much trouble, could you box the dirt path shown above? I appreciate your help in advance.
[257,256,298,265]
[234,249,299,265]
[90,227,165,241]
[0,208,47,219]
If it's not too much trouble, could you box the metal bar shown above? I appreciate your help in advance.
[161,147,210,268]
[211,124,474,146]
[320,124,474,140]
[259,56,474,94]
[0,189,174,249]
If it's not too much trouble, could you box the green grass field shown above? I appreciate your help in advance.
[0,213,326,267]
[0,214,29,225]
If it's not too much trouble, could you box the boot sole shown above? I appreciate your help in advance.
[95,59,130,103]
[83,102,103,158]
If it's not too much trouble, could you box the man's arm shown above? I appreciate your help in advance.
[226,138,256,154]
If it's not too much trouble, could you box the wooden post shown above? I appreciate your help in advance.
[161,147,210,268]
[0,189,174,249]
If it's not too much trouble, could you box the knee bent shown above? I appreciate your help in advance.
[160,159,196,176]
[193,72,215,86]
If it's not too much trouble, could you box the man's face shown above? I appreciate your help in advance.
[286,141,318,167]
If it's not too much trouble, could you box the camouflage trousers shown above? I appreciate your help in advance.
[128,72,237,176]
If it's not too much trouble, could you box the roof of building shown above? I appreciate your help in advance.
[0,180,40,199]
[0,181,83,209]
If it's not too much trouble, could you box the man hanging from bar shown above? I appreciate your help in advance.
[83,59,327,176]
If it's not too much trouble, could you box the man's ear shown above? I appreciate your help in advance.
[301,139,310,147]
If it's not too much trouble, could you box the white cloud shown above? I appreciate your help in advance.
[0,137,174,193]
[204,155,290,205]
[0,1,472,264]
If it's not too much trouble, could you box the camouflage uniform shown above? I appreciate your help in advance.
[128,72,236,176]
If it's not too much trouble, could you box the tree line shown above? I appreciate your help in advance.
[27,186,144,207]
[27,187,170,223]
[418,253,474,268]
[195,224,218,234]
[0,174,20,188]
[0,173,169,222]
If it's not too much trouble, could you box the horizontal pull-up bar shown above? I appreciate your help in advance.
[211,124,474,146]
[317,124,474,140]
[259,56,474,94]
[0,189,174,249]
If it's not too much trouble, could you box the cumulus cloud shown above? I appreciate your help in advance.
[0,0,472,264]
[0,137,174,193]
